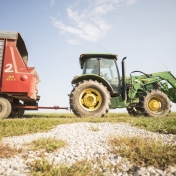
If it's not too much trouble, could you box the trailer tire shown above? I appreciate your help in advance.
[9,103,25,118]
[0,98,11,119]
[18,109,25,117]
[139,90,171,117]
[70,80,111,117]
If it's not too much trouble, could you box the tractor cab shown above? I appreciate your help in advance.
[80,53,121,93]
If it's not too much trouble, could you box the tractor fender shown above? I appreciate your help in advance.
[71,74,114,95]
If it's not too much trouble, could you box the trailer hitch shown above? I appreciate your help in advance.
[14,105,70,111]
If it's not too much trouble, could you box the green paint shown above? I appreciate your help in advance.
[110,96,126,108]
[72,54,176,110]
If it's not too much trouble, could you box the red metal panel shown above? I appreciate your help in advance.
[0,39,5,87]
[1,40,38,100]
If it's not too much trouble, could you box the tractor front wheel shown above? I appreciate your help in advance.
[139,90,171,117]
[70,80,111,117]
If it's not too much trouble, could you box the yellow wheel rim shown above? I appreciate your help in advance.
[148,96,164,112]
[79,88,102,111]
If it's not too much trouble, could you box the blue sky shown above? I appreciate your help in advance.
[1,0,176,113]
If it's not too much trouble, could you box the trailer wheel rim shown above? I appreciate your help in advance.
[79,88,102,111]
[148,96,164,112]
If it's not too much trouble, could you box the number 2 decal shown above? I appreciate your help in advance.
[4,64,14,73]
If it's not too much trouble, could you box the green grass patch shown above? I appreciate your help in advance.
[0,112,176,139]
[127,116,176,134]
[30,158,103,176]
[26,138,67,153]
[0,118,64,139]
[109,136,176,169]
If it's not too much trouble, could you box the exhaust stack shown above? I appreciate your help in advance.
[122,57,127,100]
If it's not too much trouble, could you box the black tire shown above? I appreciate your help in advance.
[11,108,25,117]
[18,108,25,117]
[126,106,144,117]
[70,80,111,117]
[139,90,171,117]
[9,103,25,118]
[0,98,11,119]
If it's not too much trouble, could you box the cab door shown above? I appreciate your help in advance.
[100,58,120,93]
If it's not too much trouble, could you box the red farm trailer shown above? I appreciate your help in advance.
[0,31,68,119]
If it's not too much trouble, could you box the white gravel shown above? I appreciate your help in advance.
[1,122,176,176]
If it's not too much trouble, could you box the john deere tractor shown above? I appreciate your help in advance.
[69,53,176,117]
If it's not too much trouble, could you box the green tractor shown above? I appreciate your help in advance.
[69,53,176,117]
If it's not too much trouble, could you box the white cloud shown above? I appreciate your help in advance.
[51,18,83,35]
[93,0,126,8]
[51,17,110,42]
[93,4,115,15]
[68,39,81,45]
[50,0,55,6]
[51,0,138,44]
[126,0,137,5]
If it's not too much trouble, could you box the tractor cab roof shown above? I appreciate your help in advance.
[79,53,118,69]
[0,30,28,63]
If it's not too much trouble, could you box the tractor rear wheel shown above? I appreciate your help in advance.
[139,90,171,117]
[70,80,111,117]
[0,98,11,119]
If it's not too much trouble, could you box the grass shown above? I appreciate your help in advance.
[0,143,23,158]
[0,117,75,139]
[26,138,67,153]
[0,112,176,139]
[127,116,176,134]
[109,136,176,169]
[0,112,176,175]
[30,158,103,176]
